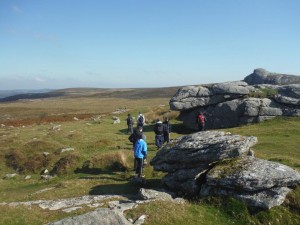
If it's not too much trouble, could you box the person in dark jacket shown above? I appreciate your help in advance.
[162,117,171,143]
[126,114,134,134]
[136,112,145,128]
[128,126,146,146]
[154,119,164,149]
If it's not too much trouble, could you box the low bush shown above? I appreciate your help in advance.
[248,87,278,98]
[51,153,82,175]
[5,149,54,173]
[89,151,132,172]
[5,149,26,172]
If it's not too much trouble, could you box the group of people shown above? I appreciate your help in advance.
[153,118,171,149]
[127,112,147,179]
[126,111,206,179]
[126,112,172,179]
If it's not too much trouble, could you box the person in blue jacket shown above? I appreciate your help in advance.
[134,133,147,178]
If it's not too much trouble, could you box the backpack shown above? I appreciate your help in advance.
[158,124,163,132]
[197,114,205,125]
[155,124,163,134]
[138,115,144,124]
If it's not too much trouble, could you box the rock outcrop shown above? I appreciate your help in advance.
[244,68,300,85]
[150,131,300,209]
[170,69,300,130]
[2,189,184,225]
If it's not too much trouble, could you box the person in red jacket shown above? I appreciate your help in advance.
[196,111,206,131]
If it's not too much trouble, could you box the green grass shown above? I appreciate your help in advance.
[225,117,300,169]
[1,96,300,224]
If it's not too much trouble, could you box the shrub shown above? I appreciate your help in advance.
[23,154,53,173]
[248,87,278,98]
[89,151,132,172]
[51,153,82,175]
[5,149,54,174]
[5,149,26,172]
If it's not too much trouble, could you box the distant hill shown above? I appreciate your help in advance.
[0,89,53,99]
[0,86,182,102]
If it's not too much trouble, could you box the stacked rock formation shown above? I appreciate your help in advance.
[150,131,300,209]
[170,69,300,130]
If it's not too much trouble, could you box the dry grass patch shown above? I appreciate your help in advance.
[145,107,179,124]
[51,153,82,175]
[87,151,132,172]
[5,149,56,174]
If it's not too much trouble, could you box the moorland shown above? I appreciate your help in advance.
[0,87,300,225]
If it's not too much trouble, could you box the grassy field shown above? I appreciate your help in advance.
[0,94,300,225]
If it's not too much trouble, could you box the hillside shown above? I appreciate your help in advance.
[0,87,300,224]
[0,86,182,102]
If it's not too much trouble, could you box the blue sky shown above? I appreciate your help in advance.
[1,0,299,90]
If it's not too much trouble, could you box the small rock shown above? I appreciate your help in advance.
[5,173,17,179]
[61,147,75,153]
[52,125,61,131]
[24,175,31,180]
[41,175,54,180]
[62,206,82,213]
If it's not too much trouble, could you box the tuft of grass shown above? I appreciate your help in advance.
[126,198,256,225]
[5,149,54,174]
[50,153,82,175]
[88,151,132,172]
[247,87,278,98]
[145,106,179,124]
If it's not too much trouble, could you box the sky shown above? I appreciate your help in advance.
[0,0,300,90]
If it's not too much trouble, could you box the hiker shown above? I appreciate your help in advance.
[128,126,147,168]
[137,112,145,128]
[196,111,206,131]
[128,126,146,146]
[163,117,171,143]
[126,113,134,134]
[133,132,147,178]
[154,119,164,149]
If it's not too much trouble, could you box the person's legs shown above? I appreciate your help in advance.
[198,124,204,131]
[130,125,133,134]
[159,135,164,147]
[164,132,170,143]
[133,158,137,170]
[135,158,143,177]
[155,135,159,149]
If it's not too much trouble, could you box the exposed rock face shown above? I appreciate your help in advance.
[3,189,184,225]
[201,156,300,209]
[244,68,300,85]
[46,208,132,225]
[275,84,300,106]
[150,131,300,209]
[170,69,300,130]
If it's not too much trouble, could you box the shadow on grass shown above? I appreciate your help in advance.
[89,178,163,196]
[119,123,194,135]
[171,123,194,134]
[118,124,156,135]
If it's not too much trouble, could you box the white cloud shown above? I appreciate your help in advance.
[34,77,46,82]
